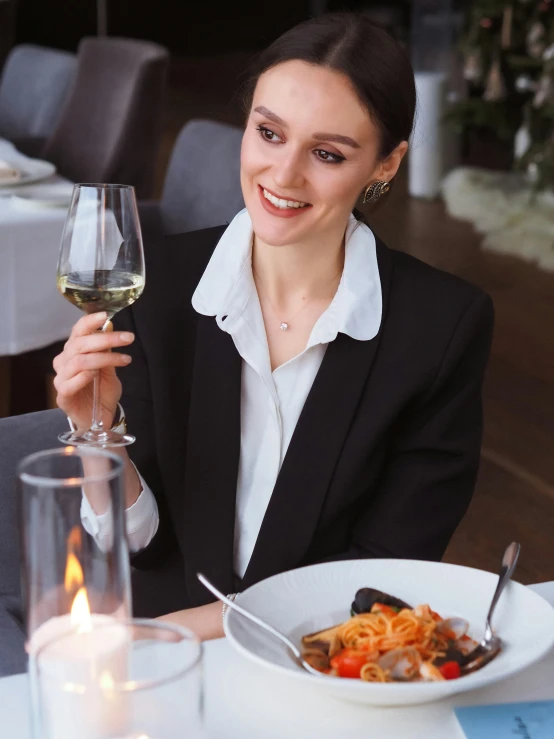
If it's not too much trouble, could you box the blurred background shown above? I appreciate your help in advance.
[0,0,552,582]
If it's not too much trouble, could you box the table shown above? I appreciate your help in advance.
[0,139,79,355]
[1,582,553,738]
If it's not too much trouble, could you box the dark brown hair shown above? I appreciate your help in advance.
[242,12,416,161]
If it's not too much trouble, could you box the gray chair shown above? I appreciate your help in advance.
[43,37,169,198]
[0,44,77,156]
[139,119,245,237]
[0,409,68,676]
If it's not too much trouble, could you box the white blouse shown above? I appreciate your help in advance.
[81,210,382,578]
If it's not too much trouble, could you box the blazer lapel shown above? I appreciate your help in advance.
[242,241,394,587]
[181,314,242,605]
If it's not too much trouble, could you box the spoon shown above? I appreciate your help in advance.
[197,572,324,677]
[459,541,521,674]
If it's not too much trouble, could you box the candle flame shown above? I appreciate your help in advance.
[64,550,84,593]
[70,587,92,632]
[67,525,82,551]
[65,530,92,631]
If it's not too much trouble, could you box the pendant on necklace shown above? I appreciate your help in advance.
[280,322,289,331]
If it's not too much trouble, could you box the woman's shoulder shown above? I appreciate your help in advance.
[144,225,227,275]
[375,237,493,357]
[378,237,490,314]
[125,225,227,335]
[140,224,227,301]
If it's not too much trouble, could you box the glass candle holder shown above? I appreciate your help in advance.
[32,619,203,739]
[18,447,132,650]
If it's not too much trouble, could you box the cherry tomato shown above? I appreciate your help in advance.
[330,649,370,679]
[439,661,461,680]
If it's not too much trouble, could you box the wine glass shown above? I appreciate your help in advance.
[56,184,145,447]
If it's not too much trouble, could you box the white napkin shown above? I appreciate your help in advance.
[0,159,20,181]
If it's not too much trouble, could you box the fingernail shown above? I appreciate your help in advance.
[96,312,108,321]
[122,354,132,363]
[120,332,134,342]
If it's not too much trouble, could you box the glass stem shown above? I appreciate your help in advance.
[90,371,104,432]
[90,320,109,432]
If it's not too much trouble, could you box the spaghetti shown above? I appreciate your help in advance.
[301,600,475,683]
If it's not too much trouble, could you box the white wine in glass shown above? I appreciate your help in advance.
[57,270,144,316]
[56,183,145,447]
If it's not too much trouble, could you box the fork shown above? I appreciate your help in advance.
[197,572,325,677]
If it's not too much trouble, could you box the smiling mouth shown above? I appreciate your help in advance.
[261,187,311,210]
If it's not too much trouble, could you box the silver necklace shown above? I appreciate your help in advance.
[254,268,342,331]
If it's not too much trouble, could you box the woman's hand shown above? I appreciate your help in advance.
[156,602,224,641]
[53,311,135,430]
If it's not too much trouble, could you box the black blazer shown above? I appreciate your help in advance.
[113,225,494,616]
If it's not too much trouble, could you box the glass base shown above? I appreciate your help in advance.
[58,429,135,448]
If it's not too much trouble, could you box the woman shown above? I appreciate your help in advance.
[53,13,493,640]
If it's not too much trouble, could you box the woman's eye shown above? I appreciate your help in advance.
[315,149,345,164]
[256,125,282,143]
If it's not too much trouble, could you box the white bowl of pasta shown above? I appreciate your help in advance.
[224,559,554,706]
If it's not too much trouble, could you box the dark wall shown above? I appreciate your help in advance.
[0,0,17,68]
[15,0,311,54]
[109,1,311,54]
[14,0,413,55]
[15,0,97,52]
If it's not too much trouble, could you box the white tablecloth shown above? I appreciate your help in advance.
[1,582,553,738]
[0,139,79,355]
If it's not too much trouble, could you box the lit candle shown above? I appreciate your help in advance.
[29,548,129,738]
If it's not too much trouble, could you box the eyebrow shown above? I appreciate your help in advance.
[313,132,360,149]
[253,105,361,149]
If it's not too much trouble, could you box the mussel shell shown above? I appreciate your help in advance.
[432,645,466,667]
[351,587,412,615]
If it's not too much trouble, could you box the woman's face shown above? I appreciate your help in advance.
[241,60,395,248]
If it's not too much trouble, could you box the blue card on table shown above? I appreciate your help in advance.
[455,701,554,739]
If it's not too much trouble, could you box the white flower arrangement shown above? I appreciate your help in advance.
[441,167,554,272]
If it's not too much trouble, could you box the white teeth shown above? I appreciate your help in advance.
[263,188,307,209]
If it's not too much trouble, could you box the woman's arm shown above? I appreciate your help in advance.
[156,601,224,641]
[324,291,494,563]
[111,306,178,568]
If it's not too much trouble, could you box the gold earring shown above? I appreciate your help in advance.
[362,180,390,204]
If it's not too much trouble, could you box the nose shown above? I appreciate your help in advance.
[272,148,306,191]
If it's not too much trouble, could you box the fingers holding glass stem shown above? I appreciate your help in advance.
[57,311,136,448]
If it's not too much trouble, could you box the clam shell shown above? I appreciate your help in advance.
[437,617,470,640]
[419,661,445,682]
[378,647,422,680]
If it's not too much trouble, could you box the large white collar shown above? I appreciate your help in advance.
[191,209,382,343]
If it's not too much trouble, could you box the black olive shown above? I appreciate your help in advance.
[351,588,412,614]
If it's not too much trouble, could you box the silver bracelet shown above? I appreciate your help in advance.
[222,593,238,619]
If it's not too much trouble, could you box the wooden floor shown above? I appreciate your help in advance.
[5,52,554,584]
